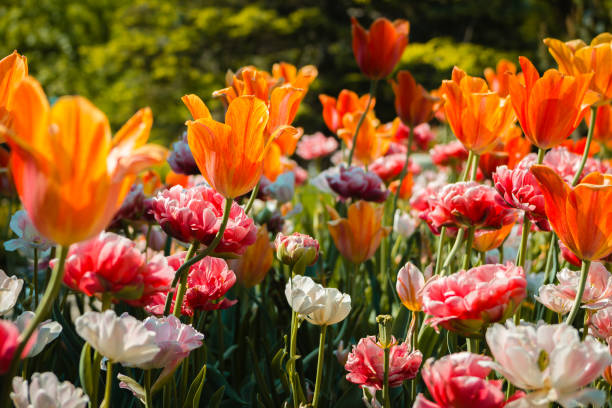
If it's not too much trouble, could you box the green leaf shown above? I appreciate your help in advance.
[78,342,93,398]
[208,386,225,408]
[182,364,206,408]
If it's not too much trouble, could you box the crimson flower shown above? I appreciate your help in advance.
[369,153,421,183]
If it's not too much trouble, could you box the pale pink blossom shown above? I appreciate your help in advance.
[4,210,54,257]
[588,307,612,341]
[345,336,422,390]
[11,372,88,408]
[369,153,421,183]
[396,262,427,312]
[296,132,338,160]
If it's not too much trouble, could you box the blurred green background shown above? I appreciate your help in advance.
[1,0,610,144]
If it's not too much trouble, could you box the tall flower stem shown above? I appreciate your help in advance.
[100,361,114,408]
[461,151,475,181]
[516,217,532,268]
[391,123,414,219]
[571,107,597,187]
[164,198,233,315]
[32,248,39,308]
[2,244,68,405]
[382,347,391,408]
[462,226,475,270]
[442,228,465,273]
[434,227,447,275]
[347,79,378,166]
[470,154,480,181]
[566,259,591,325]
[288,311,301,408]
[244,180,261,215]
[172,241,200,318]
[144,370,152,408]
[312,325,327,408]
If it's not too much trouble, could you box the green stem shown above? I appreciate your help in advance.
[434,227,447,275]
[100,361,113,408]
[244,179,261,215]
[347,80,378,166]
[391,124,414,218]
[172,241,200,318]
[466,338,479,354]
[442,228,465,273]
[537,147,546,164]
[289,311,301,408]
[462,151,474,181]
[470,153,480,181]
[312,325,327,408]
[462,226,475,270]
[566,260,591,325]
[516,217,531,268]
[382,347,391,408]
[164,197,233,315]
[571,107,597,187]
[32,248,39,308]
[544,233,557,284]
[144,370,152,408]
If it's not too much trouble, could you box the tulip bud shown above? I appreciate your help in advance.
[275,233,319,267]
[376,314,393,349]
[396,263,425,312]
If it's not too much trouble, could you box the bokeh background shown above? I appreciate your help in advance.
[1,0,610,144]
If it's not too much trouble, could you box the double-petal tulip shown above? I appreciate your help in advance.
[295,132,338,160]
[319,90,374,134]
[507,56,597,149]
[337,111,391,165]
[304,287,351,326]
[531,165,612,261]
[439,67,515,154]
[11,372,89,408]
[390,70,437,128]
[285,275,327,315]
[351,17,410,80]
[327,201,391,264]
[275,232,320,267]
[588,307,612,340]
[1,78,166,245]
[0,51,28,143]
[544,33,612,104]
[0,270,23,315]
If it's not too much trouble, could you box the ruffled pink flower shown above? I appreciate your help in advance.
[588,307,612,341]
[430,141,469,169]
[537,262,612,312]
[369,153,421,183]
[521,147,608,184]
[345,336,422,390]
[493,165,549,231]
[422,263,527,336]
[414,352,521,408]
[58,232,174,303]
[296,132,338,160]
[394,122,436,151]
[149,185,256,254]
[420,182,516,232]
[0,320,35,374]
[275,232,319,266]
[326,166,389,203]
[410,171,448,213]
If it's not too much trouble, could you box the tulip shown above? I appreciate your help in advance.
[0,270,23,315]
[284,275,327,315]
[271,62,318,91]
[0,51,28,143]
[327,200,391,264]
[167,131,199,175]
[393,210,419,239]
[484,321,612,407]
[439,67,515,155]
[275,232,320,268]
[396,262,426,312]
[484,58,519,97]
[337,111,391,166]
[588,307,612,340]
[422,263,527,336]
[369,153,421,183]
[531,165,612,261]
[13,312,62,358]
[507,56,597,150]
[345,335,422,390]
[389,173,413,200]
[351,17,410,80]
[11,372,89,408]
[319,90,375,134]
[230,225,274,288]
[182,254,237,312]
[390,71,437,128]
[588,104,612,146]
[0,320,35,375]
[325,165,389,203]
[303,287,351,326]
[472,219,516,253]
[414,352,518,408]
[295,132,338,160]
[430,141,469,171]
[1,78,166,245]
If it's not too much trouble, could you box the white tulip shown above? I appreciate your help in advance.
[0,269,23,315]
[393,210,418,238]
[11,372,88,408]
[14,312,62,357]
[484,320,612,407]
[75,310,159,367]
[304,287,351,326]
[285,275,327,315]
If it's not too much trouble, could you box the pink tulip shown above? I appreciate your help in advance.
[589,307,612,341]
[369,153,421,183]
[345,335,422,390]
[295,132,338,160]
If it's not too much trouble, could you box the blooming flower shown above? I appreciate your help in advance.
[275,232,319,267]
[414,352,517,408]
[369,153,420,183]
[393,210,419,238]
[0,269,23,315]
[319,90,374,134]
[75,310,159,367]
[14,312,62,358]
[149,185,256,253]
[484,58,518,97]
[351,17,410,80]
[422,263,527,336]
[327,201,391,264]
[230,225,274,288]
[0,51,28,143]
[167,131,199,175]
[1,77,166,245]
[182,254,237,312]
[390,70,437,127]
[531,166,612,261]
[0,319,35,374]
[430,141,469,170]
[325,166,389,203]
[11,372,88,408]
[337,112,392,166]
[396,262,427,312]
[392,121,436,151]
[472,219,517,253]
[4,210,54,258]
[589,307,612,340]
[285,275,327,315]
[484,321,612,407]
[345,335,422,389]
[589,104,612,146]
[303,287,351,326]
[536,262,612,312]
[296,132,338,160]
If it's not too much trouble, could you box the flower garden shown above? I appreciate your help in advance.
[1,6,612,408]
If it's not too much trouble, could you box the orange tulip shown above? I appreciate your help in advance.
[484,59,519,97]
[337,111,391,166]
[440,67,516,154]
[319,89,375,134]
[587,104,612,146]
[0,51,28,143]
[560,137,601,157]
[1,77,166,245]
[272,62,318,91]
[479,125,531,176]
[185,95,279,198]
[165,170,189,188]
[351,17,410,80]
[230,225,274,288]
[472,218,516,253]
[389,172,413,200]
[544,33,612,104]
[389,70,437,128]
[140,169,162,195]
[327,200,391,264]
[507,56,597,150]
[531,165,612,261]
